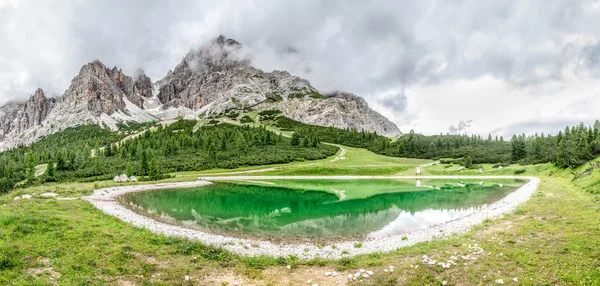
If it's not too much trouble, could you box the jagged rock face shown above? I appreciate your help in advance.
[155,35,402,137]
[267,92,402,136]
[0,35,401,150]
[134,73,153,98]
[61,61,127,116]
[157,35,247,109]
[0,89,54,143]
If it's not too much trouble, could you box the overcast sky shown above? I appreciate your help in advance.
[1,0,600,137]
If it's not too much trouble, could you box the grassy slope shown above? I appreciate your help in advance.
[1,142,599,284]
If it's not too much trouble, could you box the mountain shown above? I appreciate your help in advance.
[0,35,401,151]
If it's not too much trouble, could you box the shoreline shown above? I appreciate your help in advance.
[83,176,540,259]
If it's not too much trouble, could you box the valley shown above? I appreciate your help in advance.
[0,34,599,286]
[1,117,599,284]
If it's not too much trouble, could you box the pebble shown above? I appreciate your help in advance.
[286,265,291,270]
[495,279,504,284]
[442,281,448,286]
[325,272,332,277]
[366,270,374,275]
[39,192,58,197]
[362,274,370,278]
[233,283,239,286]
[513,278,518,282]
[184,275,190,281]
[21,194,32,199]
[306,280,312,284]
[347,274,353,280]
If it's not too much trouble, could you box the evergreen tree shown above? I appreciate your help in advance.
[290,132,301,146]
[46,159,55,178]
[140,149,149,175]
[428,142,437,158]
[56,152,67,171]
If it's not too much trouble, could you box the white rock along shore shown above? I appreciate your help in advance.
[83,176,540,259]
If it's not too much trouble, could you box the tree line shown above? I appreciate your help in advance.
[0,120,338,193]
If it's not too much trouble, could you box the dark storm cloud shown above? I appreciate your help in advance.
[1,0,600,137]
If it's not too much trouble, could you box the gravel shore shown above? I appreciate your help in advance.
[83,176,540,259]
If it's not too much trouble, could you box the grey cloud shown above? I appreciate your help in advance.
[449,120,473,134]
[489,118,597,138]
[376,91,408,114]
[1,0,600,134]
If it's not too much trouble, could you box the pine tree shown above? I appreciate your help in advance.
[149,158,160,180]
[140,149,149,175]
[25,152,37,183]
[290,132,301,146]
[56,152,66,171]
[428,142,437,158]
[46,159,55,178]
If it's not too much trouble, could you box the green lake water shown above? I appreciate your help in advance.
[121,179,526,238]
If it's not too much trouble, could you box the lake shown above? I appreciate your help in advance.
[121,179,526,239]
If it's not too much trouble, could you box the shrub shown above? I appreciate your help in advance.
[240,116,254,124]
[514,168,526,174]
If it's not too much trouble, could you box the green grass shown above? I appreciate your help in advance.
[2,173,598,284]
[2,139,600,284]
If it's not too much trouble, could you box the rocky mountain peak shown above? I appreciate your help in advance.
[133,71,153,99]
[0,34,402,150]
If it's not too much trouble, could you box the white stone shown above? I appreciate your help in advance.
[13,196,21,201]
[21,194,32,199]
[286,265,291,269]
[442,281,448,286]
[129,176,137,182]
[114,176,120,183]
[39,192,58,197]
[362,274,370,278]
[325,272,332,277]
[184,275,190,281]
[347,274,353,280]
[366,270,374,275]
[513,278,518,282]
[495,279,504,284]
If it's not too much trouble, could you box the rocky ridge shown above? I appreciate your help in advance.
[0,35,401,150]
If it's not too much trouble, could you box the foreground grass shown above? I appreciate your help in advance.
[2,146,600,284]
[1,174,599,284]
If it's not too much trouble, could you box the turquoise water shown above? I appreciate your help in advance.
[121,179,525,238]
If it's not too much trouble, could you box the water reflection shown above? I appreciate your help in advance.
[123,180,524,238]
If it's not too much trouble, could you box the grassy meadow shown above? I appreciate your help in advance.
[1,142,599,285]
